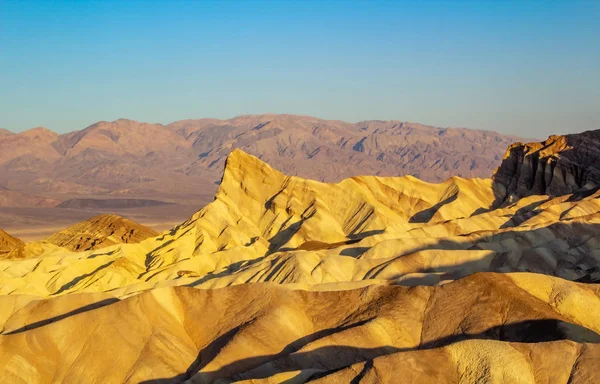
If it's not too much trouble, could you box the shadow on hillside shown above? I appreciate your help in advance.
[266,204,317,255]
[180,220,600,288]
[497,198,548,229]
[338,220,600,278]
[140,319,600,383]
[409,193,458,223]
[2,297,119,335]
[54,261,115,295]
[4,221,598,340]
[186,255,269,287]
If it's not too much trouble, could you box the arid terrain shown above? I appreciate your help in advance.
[0,115,525,239]
[0,128,598,383]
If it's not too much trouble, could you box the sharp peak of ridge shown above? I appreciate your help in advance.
[220,149,284,184]
[218,148,479,192]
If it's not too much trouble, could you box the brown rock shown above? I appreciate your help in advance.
[0,230,24,255]
[44,213,158,252]
[494,129,600,204]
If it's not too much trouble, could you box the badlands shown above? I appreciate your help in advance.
[0,129,599,383]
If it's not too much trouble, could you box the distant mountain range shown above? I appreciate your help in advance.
[0,114,525,210]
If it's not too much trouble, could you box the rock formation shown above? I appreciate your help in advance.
[494,129,600,203]
[0,130,598,382]
[0,230,24,255]
[44,214,159,252]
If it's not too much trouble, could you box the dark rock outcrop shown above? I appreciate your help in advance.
[493,129,600,204]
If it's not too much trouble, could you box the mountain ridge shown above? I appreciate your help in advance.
[0,114,526,212]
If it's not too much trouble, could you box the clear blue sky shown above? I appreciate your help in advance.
[1,0,598,136]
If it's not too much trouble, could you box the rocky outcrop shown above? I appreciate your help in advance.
[493,129,600,204]
[0,230,24,255]
[45,214,158,252]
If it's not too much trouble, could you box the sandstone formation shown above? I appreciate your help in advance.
[494,129,600,203]
[0,131,598,382]
[0,274,599,383]
[0,230,24,255]
[44,214,159,252]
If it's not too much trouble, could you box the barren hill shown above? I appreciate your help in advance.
[0,230,23,255]
[0,130,598,382]
[45,213,159,252]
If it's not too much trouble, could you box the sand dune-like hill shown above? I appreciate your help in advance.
[44,213,159,252]
[0,230,24,255]
[0,130,599,382]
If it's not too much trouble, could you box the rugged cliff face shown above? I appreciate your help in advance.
[493,129,600,204]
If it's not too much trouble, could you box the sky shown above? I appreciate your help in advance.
[0,0,598,136]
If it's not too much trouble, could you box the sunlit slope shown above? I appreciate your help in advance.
[44,213,159,252]
[0,131,600,383]
[0,149,599,297]
[0,273,599,383]
[0,214,158,261]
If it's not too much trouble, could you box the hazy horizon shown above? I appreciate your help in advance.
[1,0,599,136]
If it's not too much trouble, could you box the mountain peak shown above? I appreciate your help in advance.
[18,127,58,140]
[218,149,286,198]
[84,118,156,131]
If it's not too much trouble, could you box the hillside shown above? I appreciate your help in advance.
[0,130,598,382]
[0,230,24,255]
[44,214,159,252]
